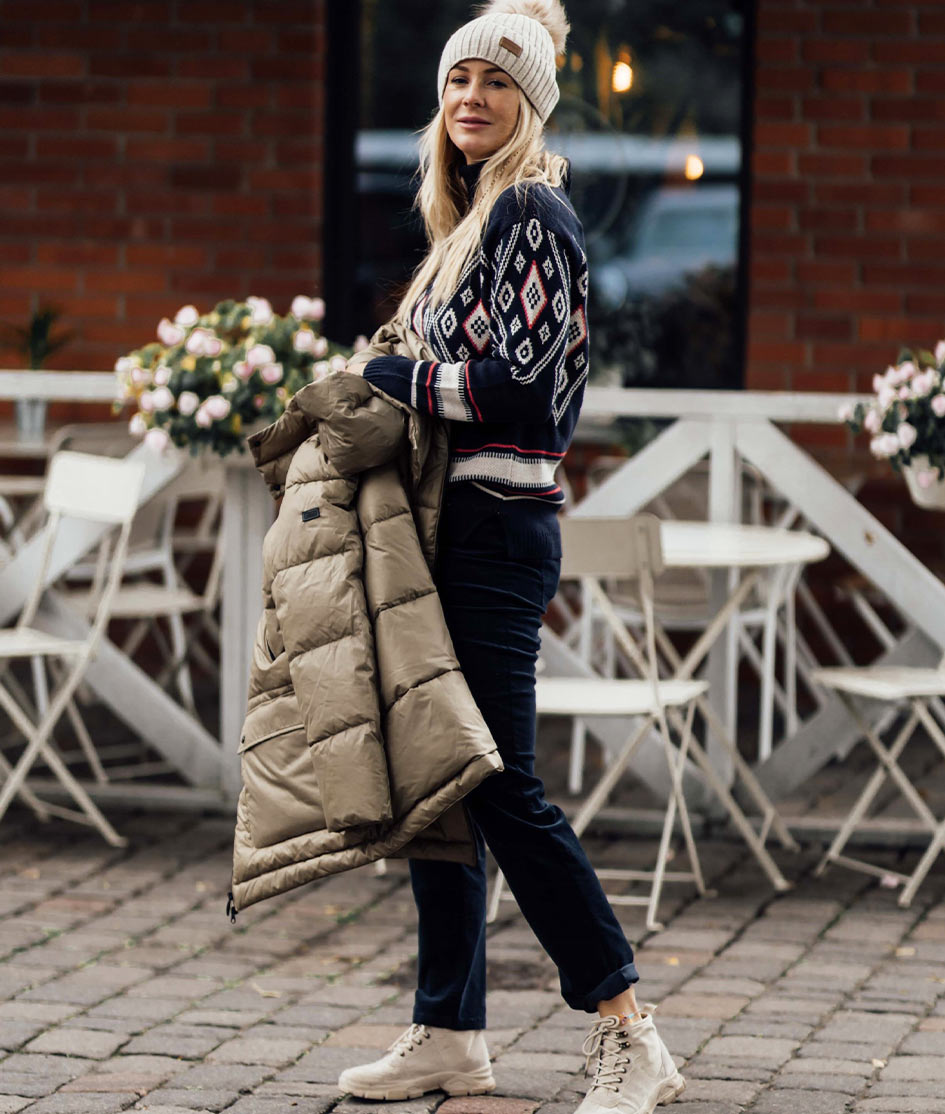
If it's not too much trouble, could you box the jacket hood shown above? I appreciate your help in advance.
[248,320,436,498]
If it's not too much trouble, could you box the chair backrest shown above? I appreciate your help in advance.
[45,451,145,525]
[560,514,664,582]
[46,421,136,459]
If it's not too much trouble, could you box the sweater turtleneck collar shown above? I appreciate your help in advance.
[458,159,484,203]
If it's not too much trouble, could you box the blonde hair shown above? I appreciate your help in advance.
[392,88,570,326]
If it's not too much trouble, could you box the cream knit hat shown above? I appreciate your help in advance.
[437,0,569,124]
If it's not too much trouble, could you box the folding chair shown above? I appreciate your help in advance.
[487,514,792,932]
[812,662,945,906]
[0,450,145,845]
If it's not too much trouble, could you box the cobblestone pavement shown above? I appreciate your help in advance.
[1,808,944,1114]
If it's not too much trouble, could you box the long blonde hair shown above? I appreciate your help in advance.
[392,88,570,326]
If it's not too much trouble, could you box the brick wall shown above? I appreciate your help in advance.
[747,0,945,456]
[0,0,325,402]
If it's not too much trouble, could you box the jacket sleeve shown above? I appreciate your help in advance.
[362,213,579,425]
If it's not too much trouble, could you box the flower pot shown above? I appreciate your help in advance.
[15,398,47,443]
[904,455,945,510]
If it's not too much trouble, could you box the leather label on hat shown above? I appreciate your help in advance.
[499,35,522,56]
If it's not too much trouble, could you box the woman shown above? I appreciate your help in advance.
[340,3,685,1113]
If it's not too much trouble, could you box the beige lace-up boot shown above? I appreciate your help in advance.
[574,1007,685,1114]
[337,1022,495,1101]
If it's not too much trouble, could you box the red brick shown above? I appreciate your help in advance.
[124,137,211,162]
[803,40,871,65]
[177,57,249,80]
[753,180,809,203]
[758,38,799,65]
[169,166,241,191]
[85,107,168,132]
[753,150,795,176]
[35,136,118,159]
[126,82,212,109]
[88,53,172,78]
[35,188,127,214]
[35,242,120,266]
[215,83,272,109]
[752,288,809,310]
[0,135,29,157]
[813,290,902,313]
[751,205,794,231]
[802,96,866,121]
[917,71,945,95]
[871,97,945,123]
[810,342,900,367]
[752,311,793,338]
[4,266,80,292]
[177,0,249,19]
[817,124,910,149]
[750,258,793,285]
[38,79,121,104]
[211,195,268,217]
[859,317,943,342]
[752,233,810,257]
[796,315,853,342]
[0,105,80,130]
[873,42,945,66]
[36,24,122,49]
[872,154,945,178]
[175,111,246,136]
[745,366,791,391]
[796,260,858,285]
[798,207,859,233]
[814,234,901,260]
[814,182,906,205]
[218,28,274,52]
[821,11,914,35]
[918,12,945,35]
[755,121,813,147]
[906,292,945,315]
[797,152,868,177]
[867,210,945,234]
[747,340,808,364]
[756,95,797,120]
[914,126,945,152]
[0,50,85,77]
[910,185,945,207]
[757,10,817,34]
[822,69,912,94]
[863,262,945,288]
[905,237,945,262]
[756,66,815,93]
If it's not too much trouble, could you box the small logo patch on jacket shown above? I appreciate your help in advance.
[301,507,321,522]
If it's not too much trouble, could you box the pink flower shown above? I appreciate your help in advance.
[893,360,916,384]
[291,295,325,321]
[204,394,231,420]
[157,317,186,346]
[233,360,253,381]
[138,391,156,413]
[354,334,368,352]
[330,355,347,373]
[253,394,265,409]
[260,362,283,385]
[898,422,918,450]
[245,296,273,325]
[878,385,897,410]
[293,329,315,353]
[933,394,945,418]
[153,364,171,387]
[936,340,945,366]
[195,407,213,428]
[872,372,887,393]
[313,335,328,357]
[880,433,900,456]
[912,369,937,396]
[129,413,148,437]
[151,386,174,411]
[185,327,222,358]
[246,343,276,368]
[130,365,151,388]
[174,304,199,328]
[177,391,199,416]
[864,409,881,433]
[312,360,330,380]
[144,428,170,453]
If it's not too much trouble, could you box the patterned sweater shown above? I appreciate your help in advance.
[363,159,589,506]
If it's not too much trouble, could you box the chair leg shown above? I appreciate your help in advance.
[0,745,51,821]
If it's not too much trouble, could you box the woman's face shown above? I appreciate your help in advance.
[443,58,520,165]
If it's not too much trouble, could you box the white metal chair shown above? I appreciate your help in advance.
[487,514,792,932]
[0,451,145,845]
[812,661,945,906]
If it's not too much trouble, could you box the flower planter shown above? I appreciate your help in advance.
[904,455,945,510]
[15,398,47,443]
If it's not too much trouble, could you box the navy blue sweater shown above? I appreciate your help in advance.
[363,159,589,506]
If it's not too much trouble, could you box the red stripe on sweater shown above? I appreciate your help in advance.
[425,362,437,414]
[452,442,566,457]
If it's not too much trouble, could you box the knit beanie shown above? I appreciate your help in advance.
[437,0,570,124]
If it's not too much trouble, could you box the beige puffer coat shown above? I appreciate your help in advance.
[230,322,503,913]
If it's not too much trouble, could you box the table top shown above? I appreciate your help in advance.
[661,520,830,569]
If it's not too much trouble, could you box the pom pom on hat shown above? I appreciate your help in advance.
[472,0,570,55]
[438,0,569,123]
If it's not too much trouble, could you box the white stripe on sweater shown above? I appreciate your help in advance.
[410,361,423,411]
[434,361,471,421]
[449,450,560,490]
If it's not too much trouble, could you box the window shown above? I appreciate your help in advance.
[333,0,751,389]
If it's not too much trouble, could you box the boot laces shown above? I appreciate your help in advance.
[582,1015,635,1092]
[390,1023,431,1058]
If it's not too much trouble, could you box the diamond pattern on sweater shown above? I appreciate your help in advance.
[520,261,548,328]
[552,288,568,323]
[514,250,527,272]
[463,301,491,354]
[460,286,475,307]
[566,306,588,355]
[441,307,458,337]
[514,337,534,365]
[526,217,543,251]
[497,280,515,314]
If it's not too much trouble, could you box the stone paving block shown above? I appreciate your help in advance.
[659,993,749,1020]
[0,1100,32,1114]
[324,1024,408,1049]
[777,1072,865,1095]
[498,1053,578,1074]
[900,1030,945,1055]
[273,1003,364,1029]
[0,1019,43,1050]
[698,1035,798,1067]
[0,1076,68,1099]
[26,1027,128,1059]
[0,1002,79,1023]
[122,1024,233,1060]
[682,1057,773,1083]
[173,1010,260,1029]
[720,1018,813,1041]
[20,1096,131,1114]
[1,1052,97,1077]
[279,1045,380,1084]
[132,1090,236,1112]
[165,1064,273,1093]
[881,1054,945,1081]
[781,1058,873,1078]
[489,1068,574,1101]
[674,1077,761,1103]
[869,1081,945,1099]
[83,998,188,1025]
[856,1100,945,1113]
[206,1036,310,1067]
[440,1099,539,1114]
[224,1097,336,1114]
[751,1089,854,1113]
[815,1011,915,1046]
[333,1097,439,1114]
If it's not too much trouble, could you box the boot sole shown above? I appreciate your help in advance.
[340,1071,496,1101]
[657,1073,686,1105]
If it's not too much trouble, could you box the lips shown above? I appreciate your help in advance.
[458,118,490,125]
